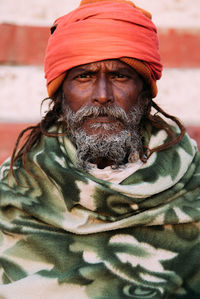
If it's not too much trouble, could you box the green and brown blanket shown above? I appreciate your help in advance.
[0,125,200,299]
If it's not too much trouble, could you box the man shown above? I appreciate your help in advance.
[0,0,200,298]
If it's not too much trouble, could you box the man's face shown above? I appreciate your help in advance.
[62,59,146,169]
[62,59,144,137]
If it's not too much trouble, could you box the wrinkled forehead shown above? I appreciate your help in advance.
[66,59,141,77]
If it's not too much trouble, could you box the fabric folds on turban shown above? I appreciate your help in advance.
[44,1,163,97]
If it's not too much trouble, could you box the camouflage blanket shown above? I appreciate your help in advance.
[0,126,200,299]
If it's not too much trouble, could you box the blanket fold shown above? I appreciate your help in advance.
[0,125,200,298]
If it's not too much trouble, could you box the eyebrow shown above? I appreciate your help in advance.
[71,65,134,75]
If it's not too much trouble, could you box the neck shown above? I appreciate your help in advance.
[94,157,115,169]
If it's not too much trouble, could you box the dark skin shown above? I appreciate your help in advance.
[62,59,145,168]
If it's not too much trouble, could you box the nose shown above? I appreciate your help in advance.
[92,76,114,106]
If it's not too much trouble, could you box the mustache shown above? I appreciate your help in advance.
[62,104,141,128]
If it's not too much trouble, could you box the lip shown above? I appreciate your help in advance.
[86,116,116,123]
[82,116,124,134]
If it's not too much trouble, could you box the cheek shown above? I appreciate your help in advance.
[64,87,91,112]
[114,88,138,112]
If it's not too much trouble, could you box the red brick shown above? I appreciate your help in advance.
[158,28,200,68]
[186,126,200,150]
[0,24,49,65]
[0,123,32,163]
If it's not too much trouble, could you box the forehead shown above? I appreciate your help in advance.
[67,59,139,75]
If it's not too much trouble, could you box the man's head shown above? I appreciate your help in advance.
[44,0,162,99]
[61,59,150,169]
[42,0,163,168]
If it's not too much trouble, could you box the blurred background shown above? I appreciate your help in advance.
[0,0,200,163]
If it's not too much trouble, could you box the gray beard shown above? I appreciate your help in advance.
[61,103,145,170]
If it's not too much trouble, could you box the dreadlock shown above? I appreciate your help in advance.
[9,87,186,179]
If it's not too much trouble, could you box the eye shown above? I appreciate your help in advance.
[75,72,93,82]
[79,74,91,78]
[111,72,129,81]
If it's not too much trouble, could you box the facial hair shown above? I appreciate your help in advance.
[61,102,145,170]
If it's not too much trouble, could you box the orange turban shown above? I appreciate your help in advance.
[44,0,163,98]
